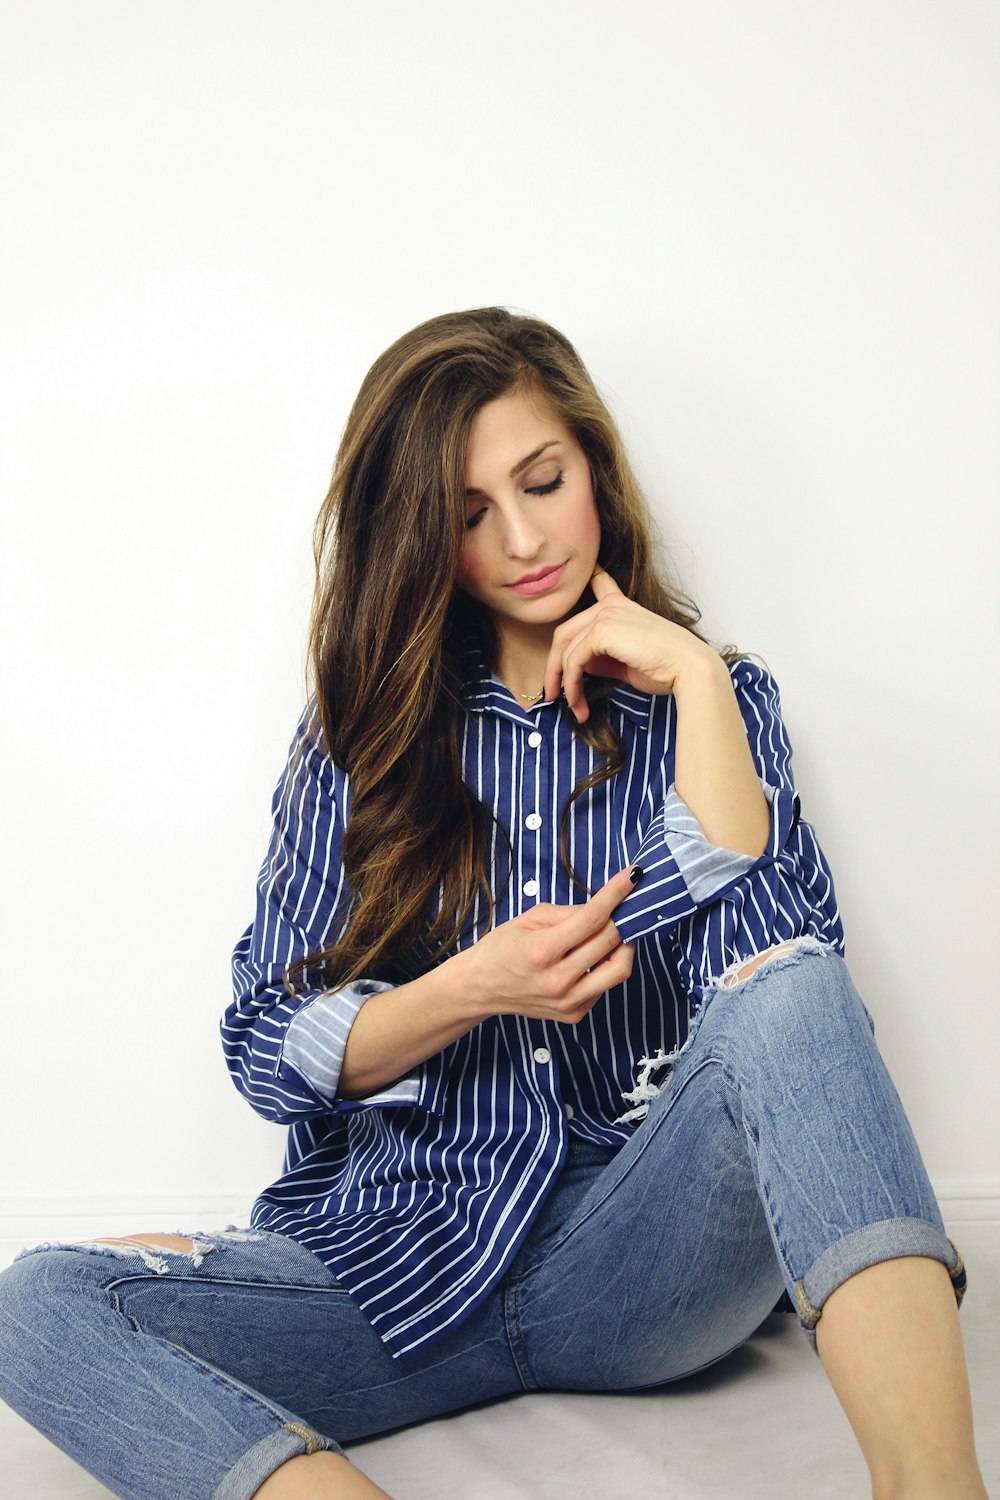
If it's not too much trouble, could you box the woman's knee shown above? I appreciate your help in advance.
[0,1243,100,1315]
[720,940,799,988]
[0,1248,94,1392]
[707,940,873,1060]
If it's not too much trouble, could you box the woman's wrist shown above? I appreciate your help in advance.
[433,945,495,1026]
[337,953,492,1099]
[667,647,731,704]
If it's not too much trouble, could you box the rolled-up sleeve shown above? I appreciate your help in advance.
[611,659,843,991]
[280,981,424,1111]
[221,706,433,1124]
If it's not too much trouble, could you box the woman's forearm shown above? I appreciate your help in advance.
[337,954,487,1099]
[671,657,770,857]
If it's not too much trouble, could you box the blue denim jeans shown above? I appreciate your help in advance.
[0,943,965,1499]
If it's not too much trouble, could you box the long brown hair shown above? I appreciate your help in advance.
[286,307,720,993]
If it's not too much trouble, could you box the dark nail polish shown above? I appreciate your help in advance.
[629,865,644,886]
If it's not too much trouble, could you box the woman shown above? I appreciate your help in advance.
[0,308,987,1499]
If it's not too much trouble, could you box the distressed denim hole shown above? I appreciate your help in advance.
[616,936,838,1124]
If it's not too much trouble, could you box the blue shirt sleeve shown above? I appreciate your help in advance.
[221,705,432,1124]
[612,658,843,992]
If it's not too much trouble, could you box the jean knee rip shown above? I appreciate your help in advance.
[14,1227,265,1277]
[793,1224,968,1352]
[715,933,835,993]
[614,936,838,1124]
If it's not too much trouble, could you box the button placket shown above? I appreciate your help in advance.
[523,724,546,902]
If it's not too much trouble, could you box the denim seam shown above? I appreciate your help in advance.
[101,1274,353,1303]
[734,1107,798,1294]
[112,1313,326,1434]
[501,1273,538,1391]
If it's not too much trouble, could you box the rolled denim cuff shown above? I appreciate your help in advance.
[213,1420,345,1499]
[793,1217,966,1354]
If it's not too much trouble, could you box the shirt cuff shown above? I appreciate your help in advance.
[279,980,424,1111]
[661,784,760,901]
[662,779,802,901]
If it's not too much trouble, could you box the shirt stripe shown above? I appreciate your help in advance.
[222,644,844,1360]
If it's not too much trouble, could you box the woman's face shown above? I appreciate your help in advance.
[458,389,601,635]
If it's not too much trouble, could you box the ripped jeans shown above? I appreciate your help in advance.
[0,943,966,1500]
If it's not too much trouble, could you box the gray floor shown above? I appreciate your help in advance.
[1,1224,997,1498]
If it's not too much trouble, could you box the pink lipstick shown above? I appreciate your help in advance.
[506,562,568,596]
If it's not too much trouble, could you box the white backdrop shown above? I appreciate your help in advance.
[2,0,997,1251]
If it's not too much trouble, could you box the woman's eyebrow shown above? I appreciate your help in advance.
[465,440,561,497]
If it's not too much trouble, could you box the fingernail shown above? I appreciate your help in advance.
[629,865,644,886]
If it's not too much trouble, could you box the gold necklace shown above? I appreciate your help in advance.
[515,687,543,704]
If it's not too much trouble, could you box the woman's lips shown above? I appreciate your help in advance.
[505,561,568,595]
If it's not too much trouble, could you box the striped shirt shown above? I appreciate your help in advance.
[223,636,843,1361]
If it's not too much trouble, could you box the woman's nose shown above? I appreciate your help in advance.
[500,504,546,558]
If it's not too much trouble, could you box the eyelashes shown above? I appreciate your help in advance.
[526,471,565,498]
[465,470,566,529]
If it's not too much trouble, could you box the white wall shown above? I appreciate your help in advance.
[2,0,998,1247]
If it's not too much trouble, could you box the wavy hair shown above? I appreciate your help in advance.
[286,307,723,993]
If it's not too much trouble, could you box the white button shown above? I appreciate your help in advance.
[528,731,542,748]
[533,1046,551,1065]
[564,1103,575,1120]
[525,812,542,830]
[522,878,539,897]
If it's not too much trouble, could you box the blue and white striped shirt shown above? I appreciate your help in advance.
[223,638,843,1361]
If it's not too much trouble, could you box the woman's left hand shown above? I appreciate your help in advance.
[543,567,724,722]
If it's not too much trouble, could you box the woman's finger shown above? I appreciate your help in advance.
[536,866,639,963]
[564,941,635,1012]
[551,919,626,989]
[542,604,597,706]
[557,619,596,721]
[589,566,625,600]
[542,571,629,712]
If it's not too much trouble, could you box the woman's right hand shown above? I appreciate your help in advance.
[337,866,640,1099]
[456,866,639,1026]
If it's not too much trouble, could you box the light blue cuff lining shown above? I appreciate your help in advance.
[280,980,422,1108]
[661,782,776,902]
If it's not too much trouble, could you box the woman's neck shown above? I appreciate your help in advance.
[494,623,553,706]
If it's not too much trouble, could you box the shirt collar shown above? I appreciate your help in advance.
[459,627,651,730]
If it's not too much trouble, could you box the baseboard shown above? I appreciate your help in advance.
[933,1181,1000,1225]
[1,1184,997,1272]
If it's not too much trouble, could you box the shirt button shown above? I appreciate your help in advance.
[533,1046,551,1065]
[525,812,542,830]
[564,1103,575,1120]
[522,878,539,897]
[528,731,542,748]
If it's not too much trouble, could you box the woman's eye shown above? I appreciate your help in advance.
[464,470,565,528]
[525,471,565,497]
